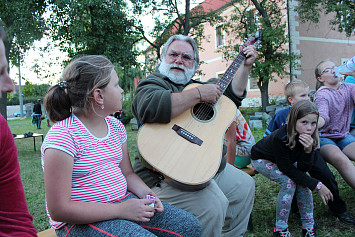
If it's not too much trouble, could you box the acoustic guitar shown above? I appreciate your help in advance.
[137,32,261,185]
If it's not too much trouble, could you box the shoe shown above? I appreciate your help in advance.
[333,211,355,225]
[273,228,292,237]
[302,227,316,237]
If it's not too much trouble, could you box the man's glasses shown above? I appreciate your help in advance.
[321,67,335,75]
[167,52,194,63]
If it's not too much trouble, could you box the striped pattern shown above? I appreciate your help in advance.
[41,114,127,229]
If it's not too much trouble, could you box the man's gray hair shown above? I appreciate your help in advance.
[160,35,200,69]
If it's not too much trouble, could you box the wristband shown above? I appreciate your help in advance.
[195,87,202,102]
[315,181,323,191]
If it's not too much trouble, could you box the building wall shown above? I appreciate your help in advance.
[289,0,355,90]
[194,1,287,107]
[143,0,354,106]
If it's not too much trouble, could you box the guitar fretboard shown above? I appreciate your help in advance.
[212,52,246,106]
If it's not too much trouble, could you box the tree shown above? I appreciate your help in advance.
[219,0,298,111]
[0,0,47,118]
[132,0,224,73]
[296,0,354,37]
[47,0,143,92]
[22,81,50,98]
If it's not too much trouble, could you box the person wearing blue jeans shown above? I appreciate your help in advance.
[33,99,42,129]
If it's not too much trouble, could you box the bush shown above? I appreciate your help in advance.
[120,93,134,125]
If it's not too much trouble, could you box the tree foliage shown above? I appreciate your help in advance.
[47,0,144,92]
[219,0,298,111]
[0,0,47,118]
[0,0,47,65]
[133,0,224,72]
[297,0,354,37]
[22,81,50,98]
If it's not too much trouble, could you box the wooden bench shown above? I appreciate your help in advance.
[37,228,56,237]
[239,165,258,176]
[14,133,44,152]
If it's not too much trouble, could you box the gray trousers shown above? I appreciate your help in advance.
[152,163,255,237]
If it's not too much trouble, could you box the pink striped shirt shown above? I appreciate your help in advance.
[41,114,128,229]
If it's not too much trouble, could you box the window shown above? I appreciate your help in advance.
[215,25,224,48]
[192,76,201,81]
[249,77,258,90]
[217,72,224,79]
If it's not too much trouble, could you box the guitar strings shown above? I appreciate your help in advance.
[192,54,246,122]
[191,37,252,122]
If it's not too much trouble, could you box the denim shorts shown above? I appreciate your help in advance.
[320,134,355,150]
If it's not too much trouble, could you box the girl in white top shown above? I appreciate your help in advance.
[41,55,201,237]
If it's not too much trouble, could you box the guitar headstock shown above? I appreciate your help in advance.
[242,30,262,50]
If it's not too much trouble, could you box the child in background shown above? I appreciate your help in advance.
[251,100,333,237]
[207,77,256,168]
[314,59,355,189]
[41,55,201,237]
[225,110,255,168]
[264,80,310,137]
[265,80,355,225]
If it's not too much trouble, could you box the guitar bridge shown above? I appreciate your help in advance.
[172,124,203,146]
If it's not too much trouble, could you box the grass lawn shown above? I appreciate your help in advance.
[8,116,355,236]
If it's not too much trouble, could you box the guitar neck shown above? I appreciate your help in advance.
[217,52,246,94]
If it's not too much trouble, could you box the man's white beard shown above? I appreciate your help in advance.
[158,61,196,85]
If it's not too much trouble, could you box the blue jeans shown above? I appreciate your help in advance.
[33,114,41,129]
[55,193,201,237]
[320,134,355,150]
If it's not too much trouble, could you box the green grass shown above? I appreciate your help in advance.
[8,116,355,236]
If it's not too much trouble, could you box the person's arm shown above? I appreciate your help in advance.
[231,45,257,97]
[44,149,156,224]
[318,116,325,129]
[120,141,164,213]
[341,71,355,78]
[314,92,329,129]
[272,134,318,189]
[224,121,237,165]
[171,83,221,118]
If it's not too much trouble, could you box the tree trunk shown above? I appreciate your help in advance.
[258,79,269,112]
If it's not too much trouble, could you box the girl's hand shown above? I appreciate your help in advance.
[147,192,164,213]
[318,185,333,205]
[120,198,155,222]
[299,133,314,153]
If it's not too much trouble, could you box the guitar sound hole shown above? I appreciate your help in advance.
[192,103,215,121]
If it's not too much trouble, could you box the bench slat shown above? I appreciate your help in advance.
[37,228,56,237]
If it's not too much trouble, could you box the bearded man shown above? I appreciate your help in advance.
[132,34,257,237]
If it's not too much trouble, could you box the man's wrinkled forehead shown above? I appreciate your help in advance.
[167,40,194,55]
